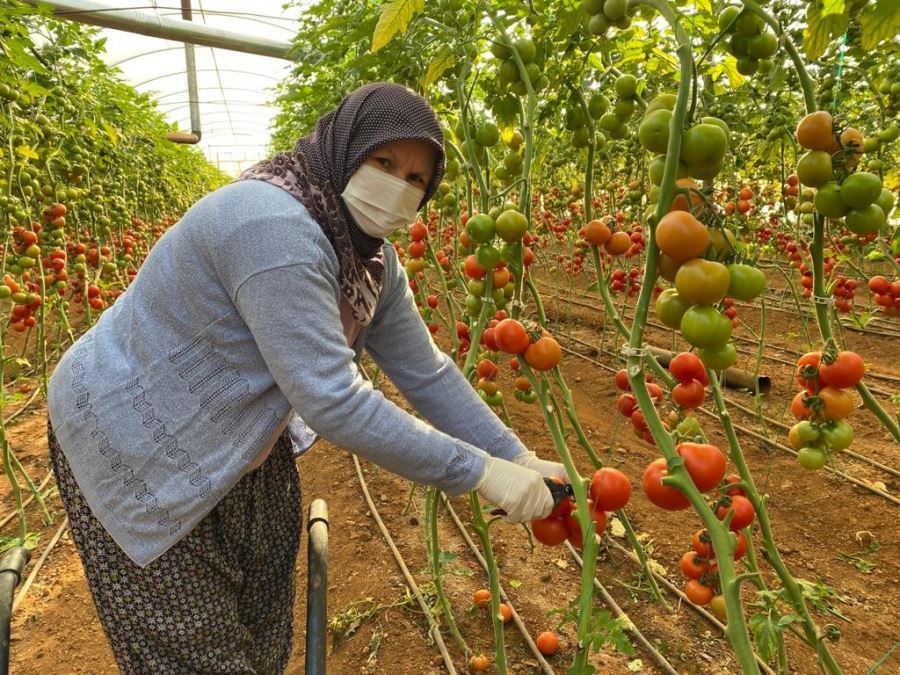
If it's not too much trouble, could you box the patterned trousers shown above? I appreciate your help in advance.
[48,421,302,674]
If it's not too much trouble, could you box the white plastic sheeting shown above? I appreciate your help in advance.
[94,1,304,175]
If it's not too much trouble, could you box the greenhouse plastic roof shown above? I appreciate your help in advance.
[93,1,304,176]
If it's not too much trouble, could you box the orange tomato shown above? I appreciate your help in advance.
[796,111,838,152]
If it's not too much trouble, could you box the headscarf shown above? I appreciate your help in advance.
[238,82,445,326]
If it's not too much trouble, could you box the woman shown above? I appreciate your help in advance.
[47,82,564,673]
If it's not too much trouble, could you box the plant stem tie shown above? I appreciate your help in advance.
[811,295,834,306]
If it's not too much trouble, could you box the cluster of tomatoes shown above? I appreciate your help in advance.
[530,467,631,549]
[614,368,664,444]
[607,266,642,295]
[579,217,634,258]
[788,350,863,469]
[669,352,709,409]
[653,202,765,370]
[716,6,778,77]
[679,513,748,619]
[724,186,756,216]
[486,317,561,372]
[867,276,900,317]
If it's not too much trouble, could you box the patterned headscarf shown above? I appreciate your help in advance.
[238,82,445,325]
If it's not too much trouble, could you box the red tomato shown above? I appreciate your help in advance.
[642,458,690,510]
[524,336,561,371]
[669,352,709,385]
[614,369,630,391]
[684,579,714,606]
[589,468,631,511]
[531,516,568,546]
[795,352,821,392]
[818,351,865,389]
[680,551,712,579]
[677,442,726,492]
[672,379,705,408]
[716,494,755,530]
[494,319,529,353]
[617,393,636,418]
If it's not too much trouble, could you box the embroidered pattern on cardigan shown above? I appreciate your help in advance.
[125,378,217,500]
[168,335,280,461]
[70,342,183,535]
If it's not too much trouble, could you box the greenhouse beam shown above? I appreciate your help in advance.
[21,0,294,60]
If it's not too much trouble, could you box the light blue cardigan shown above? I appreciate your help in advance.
[48,180,526,567]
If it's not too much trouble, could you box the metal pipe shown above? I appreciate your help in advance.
[0,546,31,675]
[305,499,328,675]
[20,0,294,60]
[173,0,201,144]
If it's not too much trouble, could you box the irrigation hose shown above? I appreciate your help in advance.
[351,455,459,675]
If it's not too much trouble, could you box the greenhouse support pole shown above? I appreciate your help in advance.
[172,0,202,144]
[21,0,293,59]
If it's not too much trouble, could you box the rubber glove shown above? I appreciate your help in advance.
[475,456,554,523]
[511,451,568,481]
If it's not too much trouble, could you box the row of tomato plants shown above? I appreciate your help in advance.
[390,2,897,673]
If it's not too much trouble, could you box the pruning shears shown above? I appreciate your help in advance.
[489,478,574,517]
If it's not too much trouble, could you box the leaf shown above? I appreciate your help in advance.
[586,281,601,292]
[694,0,712,13]
[422,46,453,89]
[859,0,900,50]
[749,613,780,663]
[102,120,118,145]
[371,0,424,52]
[627,660,644,672]
[821,0,845,17]
[509,578,522,588]
[803,5,848,61]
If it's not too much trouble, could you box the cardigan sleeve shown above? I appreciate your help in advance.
[363,245,528,462]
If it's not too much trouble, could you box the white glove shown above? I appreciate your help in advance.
[511,451,568,481]
[475,456,554,523]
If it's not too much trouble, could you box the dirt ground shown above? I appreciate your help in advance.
[4,265,900,674]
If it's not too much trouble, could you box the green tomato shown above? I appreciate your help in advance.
[814,181,849,218]
[680,123,728,169]
[840,172,882,208]
[466,278,485,296]
[845,204,886,235]
[475,244,501,270]
[638,109,672,154]
[875,188,895,217]
[675,259,731,305]
[819,420,854,451]
[495,210,528,243]
[676,415,702,438]
[465,294,483,316]
[797,446,828,470]
[726,264,766,301]
[680,305,733,348]
[698,341,737,370]
[655,288,692,329]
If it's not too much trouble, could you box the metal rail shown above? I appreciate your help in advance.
[21,0,294,59]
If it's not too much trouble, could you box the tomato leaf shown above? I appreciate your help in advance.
[371,0,424,52]
[422,46,453,90]
[748,613,779,662]
[820,0,845,17]
[803,4,848,61]
[859,0,900,50]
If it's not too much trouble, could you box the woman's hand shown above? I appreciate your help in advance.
[474,456,554,523]
[511,451,568,482]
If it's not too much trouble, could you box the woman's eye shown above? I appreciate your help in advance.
[409,174,425,186]
[375,157,390,168]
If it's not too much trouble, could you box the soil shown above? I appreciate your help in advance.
[4,264,900,675]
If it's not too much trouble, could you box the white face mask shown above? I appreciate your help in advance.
[342,163,426,238]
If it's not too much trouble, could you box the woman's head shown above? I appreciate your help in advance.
[298,82,445,206]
